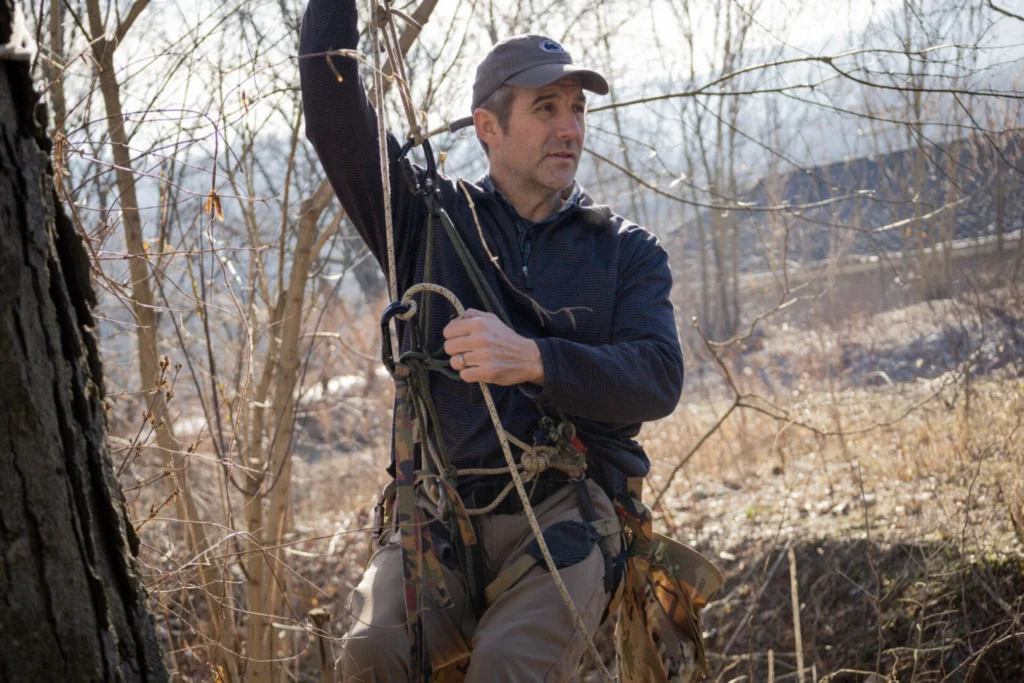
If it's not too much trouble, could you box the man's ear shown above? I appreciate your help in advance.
[473,108,502,152]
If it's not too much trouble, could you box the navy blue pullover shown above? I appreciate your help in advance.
[298,0,684,495]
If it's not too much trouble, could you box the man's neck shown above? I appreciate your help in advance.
[487,170,565,223]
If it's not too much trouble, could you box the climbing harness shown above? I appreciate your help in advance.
[365,4,723,680]
[375,139,616,682]
[378,263,614,682]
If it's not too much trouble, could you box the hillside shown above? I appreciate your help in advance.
[668,131,1024,273]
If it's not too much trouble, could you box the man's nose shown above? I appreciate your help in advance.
[554,110,584,142]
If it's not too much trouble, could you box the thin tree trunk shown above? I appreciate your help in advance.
[0,6,167,677]
[727,125,740,336]
[710,182,731,340]
[44,0,68,192]
[597,9,649,229]
[242,180,330,682]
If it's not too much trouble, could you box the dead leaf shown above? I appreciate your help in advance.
[205,189,224,221]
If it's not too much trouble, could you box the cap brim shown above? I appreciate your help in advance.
[505,63,609,96]
[449,116,475,133]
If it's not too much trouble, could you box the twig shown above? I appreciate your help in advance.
[820,669,881,683]
[788,547,805,683]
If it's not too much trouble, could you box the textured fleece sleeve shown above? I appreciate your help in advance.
[298,0,421,275]
[532,230,684,423]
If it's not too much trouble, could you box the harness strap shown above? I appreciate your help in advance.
[483,516,622,606]
[576,480,619,595]
[394,382,431,681]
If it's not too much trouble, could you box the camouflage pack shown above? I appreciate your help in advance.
[615,479,723,683]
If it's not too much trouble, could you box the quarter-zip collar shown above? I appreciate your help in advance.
[479,175,582,230]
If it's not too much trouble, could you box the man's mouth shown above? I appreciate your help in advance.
[548,151,577,160]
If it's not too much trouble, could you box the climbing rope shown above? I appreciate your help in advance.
[369,0,398,303]
[367,6,615,681]
[396,284,616,683]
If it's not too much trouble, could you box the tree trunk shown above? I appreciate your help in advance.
[0,3,167,679]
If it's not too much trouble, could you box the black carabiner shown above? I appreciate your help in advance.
[422,138,437,178]
[397,136,416,160]
[421,139,442,210]
[380,301,414,375]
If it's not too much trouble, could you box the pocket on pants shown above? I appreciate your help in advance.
[524,520,602,569]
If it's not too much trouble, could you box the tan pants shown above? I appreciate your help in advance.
[341,479,620,682]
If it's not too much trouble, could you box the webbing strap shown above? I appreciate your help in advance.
[483,516,621,606]
[576,480,618,595]
[394,388,429,680]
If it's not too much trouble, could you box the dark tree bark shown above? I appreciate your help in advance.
[0,2,168,681]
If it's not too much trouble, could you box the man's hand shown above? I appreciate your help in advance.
[442,309,545,386]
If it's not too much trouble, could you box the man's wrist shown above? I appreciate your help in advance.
[525,339,545,386]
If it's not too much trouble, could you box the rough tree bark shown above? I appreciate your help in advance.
[0,2,168,681]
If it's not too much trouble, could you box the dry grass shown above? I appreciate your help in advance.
[118,287,1024,682]
[638,289,1024,682]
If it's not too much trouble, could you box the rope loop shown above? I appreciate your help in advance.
[408,125,425,148]
[395,299,418,321]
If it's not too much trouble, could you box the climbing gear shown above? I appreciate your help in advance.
[614,479,723,682]
[377,124,608,671]
[468,471,564,515]
[368,7,720,680]
[380,275,612,680]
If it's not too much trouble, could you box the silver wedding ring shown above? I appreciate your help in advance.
[459,352,467,369]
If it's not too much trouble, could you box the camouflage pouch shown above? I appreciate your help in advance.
[615,479,723,683]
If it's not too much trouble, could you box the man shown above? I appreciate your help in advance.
[298,1,684,680]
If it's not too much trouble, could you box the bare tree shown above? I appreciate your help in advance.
[0,4,167,678]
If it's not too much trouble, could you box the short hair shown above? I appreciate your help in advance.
[476,84,516,156]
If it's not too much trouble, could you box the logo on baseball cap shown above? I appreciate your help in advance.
[448,34,609,133]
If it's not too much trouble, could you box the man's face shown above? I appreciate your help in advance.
[483,77,587,193]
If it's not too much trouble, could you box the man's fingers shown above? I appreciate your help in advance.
[448,349,470,370]
[443,336,475,356]
[464,308,491,319]
[459,366,488,384]
[442,318,468,340]
[442,315,486,340]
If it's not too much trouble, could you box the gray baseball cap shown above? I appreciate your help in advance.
[448,34,609,133]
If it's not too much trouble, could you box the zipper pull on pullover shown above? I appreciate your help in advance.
[521,234,534,289]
